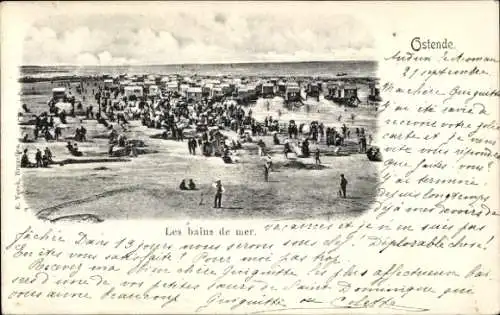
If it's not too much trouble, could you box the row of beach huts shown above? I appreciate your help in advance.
[99,73,381,106]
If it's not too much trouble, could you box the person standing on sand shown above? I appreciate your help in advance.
[213,180,224,208]
[264,164,270,182]
[191,138,198,155]
[283,141,290,159]
[339,174,348,198]
[35,148,43,168]
[315,148,321,165]
[265,154,273,171]
[44,147,53,163]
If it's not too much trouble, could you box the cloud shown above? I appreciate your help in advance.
[214,13,227,25]
[23,10,375,65]
[76,53,98,65]
[98,51,112,65]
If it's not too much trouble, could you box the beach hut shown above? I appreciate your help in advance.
[149,85,159,96]
[341,84,361,106]
[144,79,155,87]
[221,83,231,96]
[186,87,203,102]
[180,84,190,97]
[207,79,221,86]
[369,82,382,102]
[124,86,143,98]
[211,86,223,99]
[236,85,249,104]
[166,81,179,92]
[52,87,66,101]
[343,84,358,99]
[262,83,274,98]
[120,80,132,87]
[254,82,263,97]
[306,81,321,98]
[285,82,300,102]
[233,78,242,88]
[246,85,257,101]
[325,82,341,100]
[202,84,213,98]
[228,82,237,95]
[55,101,73,113]
[277,81,287,96]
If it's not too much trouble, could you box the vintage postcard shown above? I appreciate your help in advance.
[1,1,499,314]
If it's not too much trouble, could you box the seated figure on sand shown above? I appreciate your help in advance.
[283,141,291,159]
[273,132,280,145]
[21,149,32,168]
[44,147,53,163]
[66,141,83,157]
[367,146,382,162]
[179,179,189,190]
[22,103,30,113]
[188,179,197,190]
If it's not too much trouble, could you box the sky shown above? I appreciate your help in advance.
[22,4,376,66]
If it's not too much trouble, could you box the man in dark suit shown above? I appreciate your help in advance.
[213,180,224,208]
[339,174,348,198]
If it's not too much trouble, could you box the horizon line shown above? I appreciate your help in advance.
[21,59,377,68]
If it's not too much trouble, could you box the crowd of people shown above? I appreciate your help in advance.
[179,179,197,190]
[22,76,374,158]
[21,147,53,168]
[20,76,376,207]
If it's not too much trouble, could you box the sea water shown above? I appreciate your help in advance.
[21,61,378,79]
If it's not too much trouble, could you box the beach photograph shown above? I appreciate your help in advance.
[17,4,382,222]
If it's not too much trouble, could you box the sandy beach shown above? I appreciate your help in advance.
[18,74,379,222]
